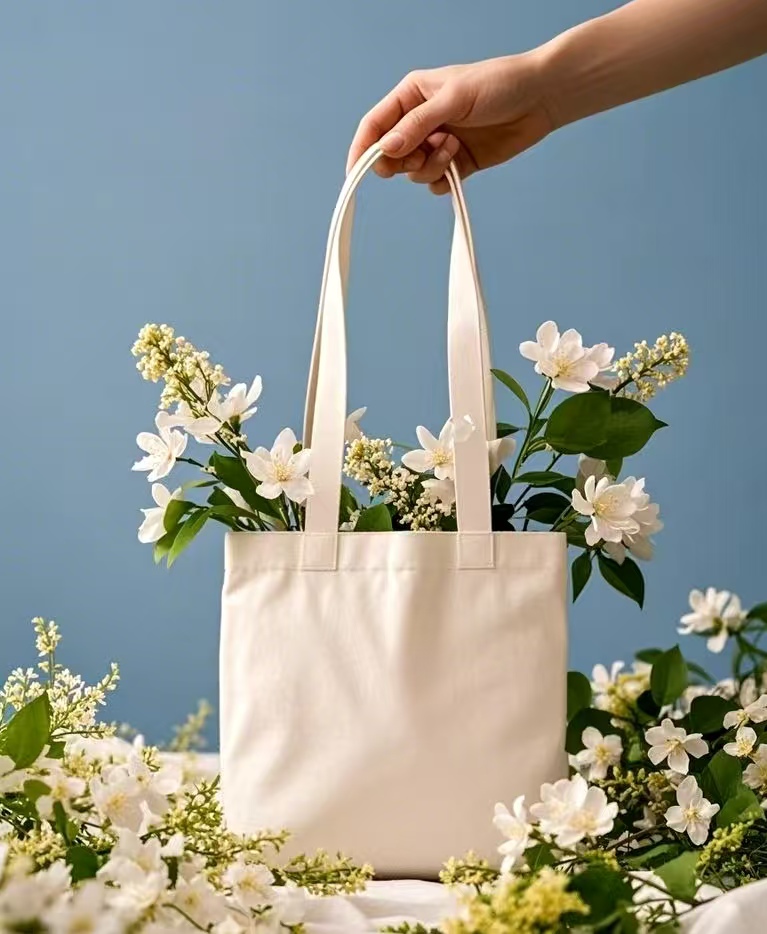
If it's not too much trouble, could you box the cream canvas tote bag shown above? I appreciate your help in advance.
[220,143,568,878]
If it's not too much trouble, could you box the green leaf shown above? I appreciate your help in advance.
[167,509,211,567]
[637,648,714,685]
[524,842,556,869]
[66,845,100,882]
[163,498,196,533]
[597,553,645,608]
[567,867,633,924]
[565,708,619,755]
[567,670,592,721]
[544,392,666,458]
[513,470,573,487]
[606,457,623,478]
[650,645,688,706]
[23,778,52,802]
[339,485,359,523]
[491,369,531,412]
[1,694,51,767]
[565,522,589,549]
[747,602,767,623]
[700,751,743,805]
[524,491,571,524]
[689,695,737,734]
[625,842,683,869]
[209,453,281,519]
[496,422,522,437]
[717,786,763,827]
[154,525,181,564]
[493,466,512,503]
[654,851,698,902]
[354,504,393,532]
[571,551,592,603]
[46,740,65,759]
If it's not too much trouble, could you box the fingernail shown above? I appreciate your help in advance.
[436,147,452,164]
[381,131,404,154]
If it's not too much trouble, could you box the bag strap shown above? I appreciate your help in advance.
[303,142,496,541]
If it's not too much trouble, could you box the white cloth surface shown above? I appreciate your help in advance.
[189,753,767,932]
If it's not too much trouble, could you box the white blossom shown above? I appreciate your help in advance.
[644,718,708,774]
[602,478,663,564]
[724,693,767,730]
[138,484,183,544]
[223,859,275,910]
[90,773,145,832]
[401,416,474,479]
[43,880,121,934]
[530,774,617,847]
[493,797,531,873]
[172,871,228,928]
[679,588,747,653]
[208,376,262,424]
[344,407,367,443]
[243,428,314,503]
[664,775,719,845]
[723,726,757,758]
[519,321,613,393]
[132,412,188,481]
[743,745,767,792]
[572,475,642,547]
[573,727,623,781]
[488,436,517,475]
[422,477,456,515]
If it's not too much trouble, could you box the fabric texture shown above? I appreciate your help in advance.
[219,143,568,876]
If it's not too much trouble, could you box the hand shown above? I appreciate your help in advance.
[346,53,555,194]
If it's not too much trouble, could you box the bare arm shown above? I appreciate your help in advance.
[347,0,767,193]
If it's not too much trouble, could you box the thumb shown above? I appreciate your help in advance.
[380,89,456,158]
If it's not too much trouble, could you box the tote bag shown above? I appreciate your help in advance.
[220,142,568,878]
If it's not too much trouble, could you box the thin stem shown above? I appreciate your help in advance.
[511,451,564,511]
[510,381,554,482]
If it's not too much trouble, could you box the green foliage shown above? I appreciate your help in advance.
[544,392,666,458]
[567,671,593,721]
[650,646,688,706]
[491,368,530,412]
[598,553,645,608]
[354,503,393,531]
[571,551,593,602]
[0,694,51,767]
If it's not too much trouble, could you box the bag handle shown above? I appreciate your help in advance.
[303,142,496,542]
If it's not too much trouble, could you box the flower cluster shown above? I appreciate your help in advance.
[389,586,767,934]
[611,332,690,402]
[131,321,687,608]
[0,620,372,934]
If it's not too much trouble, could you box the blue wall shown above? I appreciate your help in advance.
[2,1,765,742]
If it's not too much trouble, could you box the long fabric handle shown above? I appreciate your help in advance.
[303,142,495,538]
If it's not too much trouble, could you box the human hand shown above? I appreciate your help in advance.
[346,53,554,194]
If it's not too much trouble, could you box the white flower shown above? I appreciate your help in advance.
[132,412,188,481]
[664,775,719,845]
[744,745,767,791]
[401,416,474,479]
[573,727,623,781]
[137,484,183,544]
[724,693,767,730]
[172,872,227,928]
[679,588,747,653]
[576,456,610,493]
[591,661,624,697]
[90,774,145,832]
[572,475,641,547]
[0,862,71,926]
[223,859,275,910]
[422,477,456,515]
[243,428,314,503]
[493,797,531,873]
[530,775,617,847]
[166,401,220,443]
[99,830,169,887]
[644,718,708,774]
[602,478,663,564]
[723,726,758,758]
[35,767,87,821]
[209,376,262,424]
[488,436,517,475]
[520,321,612,393]
[43,880,121,934]
[344,407,367,443]
[124,750,182,817]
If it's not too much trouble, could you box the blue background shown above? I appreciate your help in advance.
[2,1,765,743]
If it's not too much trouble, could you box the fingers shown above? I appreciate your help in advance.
[406,133,460,184]
[379,87,456,160]
[346,79,414,173]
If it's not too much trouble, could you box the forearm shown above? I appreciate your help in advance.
[536,0,767,128]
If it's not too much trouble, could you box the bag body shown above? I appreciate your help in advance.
[220,143,568,877]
